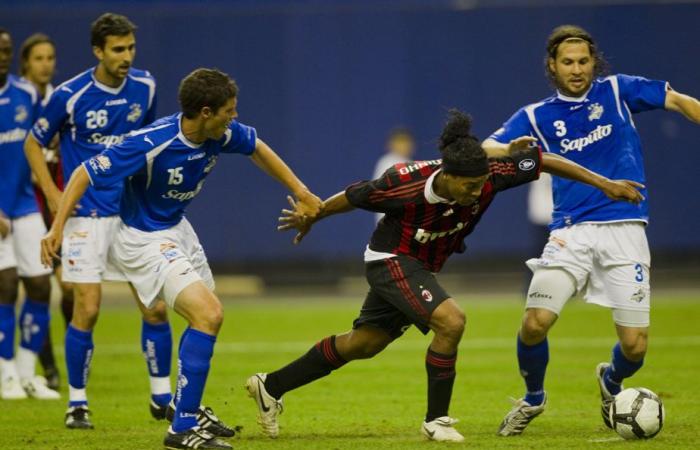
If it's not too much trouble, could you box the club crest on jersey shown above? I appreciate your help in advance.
[203,155,218,173]
[89,154,112,172]
[421,289,433,302]
[14,105,28,123]
[36,117,50,133]
[587,103,604,121]
[126,103,142,123]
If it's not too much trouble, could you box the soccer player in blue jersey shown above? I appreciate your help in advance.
[23,13,173,428]
[0,27,59,401]
[482,25,700,436]
[41,68,323,449]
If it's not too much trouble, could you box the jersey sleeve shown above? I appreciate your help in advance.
[30,86,70,147]
[487,108,534,144]
[616,74,668,113]
[489,145,542,192]
[82,132,149,189]
[221,121,257,155]
[344,168,413,213]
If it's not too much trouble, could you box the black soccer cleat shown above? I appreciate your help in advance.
[151,399,168,420]
[44,367,60,391]
[163,426,232,449]
[166,402,240,438]
[65,405,94,429]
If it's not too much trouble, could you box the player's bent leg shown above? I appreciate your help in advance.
[64,283,101,429]
[420,299,465,442]
[0,267,26,399]
[499,269,575,437]
[133,289,174,420]
[56,266,75,326]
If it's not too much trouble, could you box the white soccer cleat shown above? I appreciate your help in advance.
[245,373,283,438]
[497,394,546,436]
[421,416,465,442]
[596,362,620,429]
[1,376,28,399]
[22,375,61,399]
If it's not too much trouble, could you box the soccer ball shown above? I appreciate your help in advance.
[609,387,665,439]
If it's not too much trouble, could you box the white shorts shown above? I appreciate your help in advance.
[110,218,214,309]
[526,222,651,313]
[0,213,52,277]
[61,216,126,283]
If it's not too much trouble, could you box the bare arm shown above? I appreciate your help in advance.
[665,89,700,124]
[40,166,90,266]
[25,133,61,213]
[278,191,355,244]
[482,136,537,158]
[542,153,645,203]
[250,138,322,219]
[0,211,9,239]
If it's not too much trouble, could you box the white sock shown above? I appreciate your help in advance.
[15,347,36,381]
[69,385,88,404]
[0,357,20,381]
[150,376,172,396]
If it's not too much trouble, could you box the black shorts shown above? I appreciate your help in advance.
[352,255,450,339]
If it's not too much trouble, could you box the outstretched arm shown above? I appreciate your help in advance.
[278,191,355,244]
[542,153,645,203]
[40,166,90,266]
[251,138,322,219]
[665,89,700,124]
[482,136,537,158]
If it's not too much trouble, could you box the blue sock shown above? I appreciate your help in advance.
[19,299,50,353]
[517,335,548,406]
[172,328,216,432]
[0,304,15,359]
[604,342,643,395]
[65,325,94,407]
[142,320,173,406]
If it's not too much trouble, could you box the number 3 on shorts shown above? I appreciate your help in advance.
[634,263,644,282]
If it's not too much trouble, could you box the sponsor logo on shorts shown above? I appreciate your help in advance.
[160,242,181,263]
[529,291,552,300]
[68,231,89,239]
[66,248,82,258]
[630,288,646,303]
[518,158,536,171]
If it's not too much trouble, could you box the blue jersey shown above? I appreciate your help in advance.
[0,75,40,218]
[489,74,667,230]
[30,67,157,217]
[83,113,257,231]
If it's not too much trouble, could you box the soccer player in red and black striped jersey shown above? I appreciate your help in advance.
[245,110,644,442]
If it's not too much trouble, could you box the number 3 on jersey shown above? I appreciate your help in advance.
[553,120,567,137]
[167,167,184,185]
[86,109,108,129]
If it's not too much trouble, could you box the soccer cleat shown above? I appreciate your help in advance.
[151,399,168,420]
[497,394,547,436]
[1,376,28,399]
[596,362,620,429]
[44,367,60,391]
[163,426,232,450]
[65,405,94,429]
[245,373,283,438]
[165,402,240,438]
[421,416,465,442]
[22,375,61,399]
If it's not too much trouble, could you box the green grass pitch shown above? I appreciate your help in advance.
[1,293,698,449]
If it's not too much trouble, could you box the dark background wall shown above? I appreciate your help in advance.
[3,0,699,267]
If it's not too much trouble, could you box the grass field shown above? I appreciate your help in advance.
[1,292,698,449]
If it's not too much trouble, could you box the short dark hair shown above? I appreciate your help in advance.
[544,24,609,84]
[178,68,239,119]
[19,33,54,76]
[438,109,488,177]
[91,13,136,49]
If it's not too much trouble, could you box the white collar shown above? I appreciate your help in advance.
[424,169,453,204]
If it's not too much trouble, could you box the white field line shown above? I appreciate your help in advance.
[52,335,700,356]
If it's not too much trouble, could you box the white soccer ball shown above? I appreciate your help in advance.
[609,387,665,439]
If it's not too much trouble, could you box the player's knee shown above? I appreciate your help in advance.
[72,302,100,329]
[21,275,52,302]
[142,300,168,324]
[195,299,224,334]
[434,310,466,344]
[0,269,19,304]
[353,338,388,359]
[61,282,75,303]
[620,332,648,361]
[521,309,554,343]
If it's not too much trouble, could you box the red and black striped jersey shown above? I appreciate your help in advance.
[345,146,542,272]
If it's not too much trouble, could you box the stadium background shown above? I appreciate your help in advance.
[3,0,699,289]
